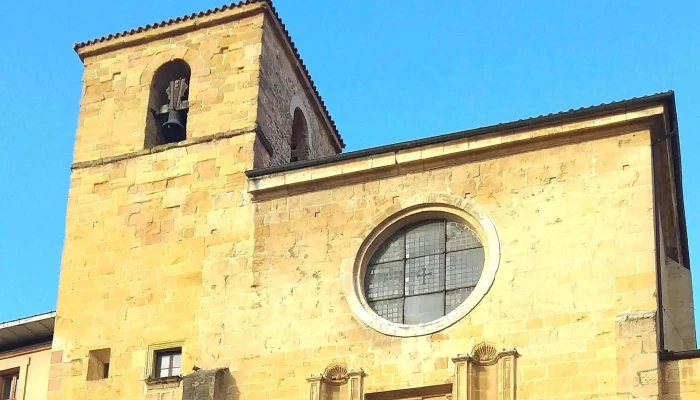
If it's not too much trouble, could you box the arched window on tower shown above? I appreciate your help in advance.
[290,108,309,162]
[145,59,191,148]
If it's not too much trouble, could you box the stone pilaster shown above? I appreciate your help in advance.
[452,342,517,400]
[308,364,364,400]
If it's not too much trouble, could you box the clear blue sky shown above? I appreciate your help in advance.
[1,0,699,323]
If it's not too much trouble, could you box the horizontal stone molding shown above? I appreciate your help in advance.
[70,126,257,170]
[615,310,657,323]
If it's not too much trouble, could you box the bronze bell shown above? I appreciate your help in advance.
[162,110,186,142]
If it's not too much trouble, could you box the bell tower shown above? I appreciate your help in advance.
[69,0,342,169]
[52,1,342,399]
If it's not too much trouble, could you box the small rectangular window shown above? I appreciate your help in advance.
[155,348,182,378]
[0,369,19,400]
[87,349,111,381]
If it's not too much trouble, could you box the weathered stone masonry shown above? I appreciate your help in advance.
[51,1,697,399]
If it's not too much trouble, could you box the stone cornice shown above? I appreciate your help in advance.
[248,105,665,200]
[70,125,258,170]
[75,2,265,60]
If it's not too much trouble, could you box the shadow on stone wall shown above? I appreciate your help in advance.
[182,367,238,400]
[223,369,240,400]
[658,360,686,400]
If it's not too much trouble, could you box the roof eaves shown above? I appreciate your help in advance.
[246,91,676,178]
[0,311,56,330]
[73,0,265,51]
[661,93,690,270]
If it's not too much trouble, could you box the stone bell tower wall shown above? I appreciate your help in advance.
[71,3,265,166]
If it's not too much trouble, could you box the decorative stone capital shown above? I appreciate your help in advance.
[308,363,364,400]
[452,343,518,400]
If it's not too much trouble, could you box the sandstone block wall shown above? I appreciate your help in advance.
[248,130,658,399]
[52,135,255,399]
[615,311,660,398]
[56,4,346,397]
[54,112,671,399]
[661,358,700,399]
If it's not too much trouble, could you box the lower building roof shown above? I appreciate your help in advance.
[0,312,55,353]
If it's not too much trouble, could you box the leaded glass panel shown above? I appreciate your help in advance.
[365,260,404,301]
[364,219,485,326]
[369,298,404,323]
[405,220,445,258]
[446,221,482,251]
[369,231,405,264]
[404,293,445,324]
[445,287,473,314]
[405,254,445,296]
[446,248,484,290]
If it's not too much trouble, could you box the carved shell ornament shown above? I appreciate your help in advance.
[323,363,349,385]
[472,342,498,363]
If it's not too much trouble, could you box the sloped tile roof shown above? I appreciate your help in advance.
[0,312,55,353]
[247,90,677,177]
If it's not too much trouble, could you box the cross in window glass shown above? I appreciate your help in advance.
[155,349,182,378]
[417,267,432,284]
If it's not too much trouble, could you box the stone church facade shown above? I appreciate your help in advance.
[49,1,699,399]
